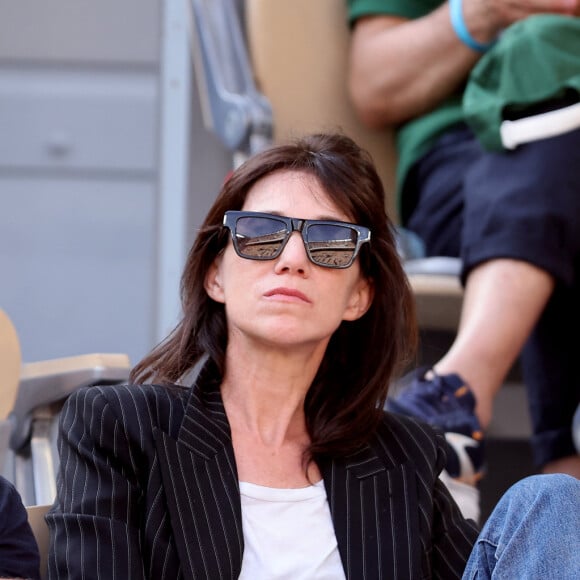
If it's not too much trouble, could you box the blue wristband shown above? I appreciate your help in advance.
[449,0,495,52]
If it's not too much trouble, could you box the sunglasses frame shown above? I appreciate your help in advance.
[223,210,371,269]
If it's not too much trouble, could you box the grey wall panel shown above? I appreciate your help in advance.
[0,0,160,65]
[0,177,156,366]
[0,0,235,371]
[0,68,158,173]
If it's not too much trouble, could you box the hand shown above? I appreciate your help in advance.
[489,0,579,25]
[462,0,579,42]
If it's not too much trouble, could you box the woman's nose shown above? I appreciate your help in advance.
[274,232,310,273]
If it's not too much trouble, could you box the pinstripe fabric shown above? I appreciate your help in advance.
[46,378,478,579]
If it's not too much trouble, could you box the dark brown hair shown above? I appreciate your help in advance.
[131,132,417,459]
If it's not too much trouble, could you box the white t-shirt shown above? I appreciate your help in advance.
[238,480,346,579]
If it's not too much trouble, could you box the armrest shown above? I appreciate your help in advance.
[188,0,272,156]
[9,353,131,451]
[405,259,463,331]
[404,257,462,277]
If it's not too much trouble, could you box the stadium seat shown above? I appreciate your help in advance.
[0,308,131,506]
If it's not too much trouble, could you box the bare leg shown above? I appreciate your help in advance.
[433,259,554,429]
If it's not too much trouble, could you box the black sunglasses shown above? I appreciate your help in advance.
[223,211,371,269]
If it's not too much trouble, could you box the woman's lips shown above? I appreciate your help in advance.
[264,287,311,303]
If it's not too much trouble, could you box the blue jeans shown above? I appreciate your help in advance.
[462,474,580,579]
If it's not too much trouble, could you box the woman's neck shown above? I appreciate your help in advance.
[220,340,325,486]
[221,353,317,444]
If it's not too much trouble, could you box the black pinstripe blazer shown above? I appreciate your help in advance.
[47,375,478,579]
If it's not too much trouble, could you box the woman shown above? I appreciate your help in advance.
[46,133,578,579]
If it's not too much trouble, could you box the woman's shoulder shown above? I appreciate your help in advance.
[375,410,447,471]
[69,381,189,405]
[380,409,443,439]
[64,382,190,433]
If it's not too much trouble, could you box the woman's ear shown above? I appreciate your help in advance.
[204,257,226,303]
[343,276,374,321]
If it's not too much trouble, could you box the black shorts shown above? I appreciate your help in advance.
[404,124,580,467]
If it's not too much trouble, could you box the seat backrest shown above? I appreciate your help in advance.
[0,309,22,478]
[26,503,51,580]
[0,308,21,420]
[245,0,399,220]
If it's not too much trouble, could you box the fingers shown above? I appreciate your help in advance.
[463,0,579,40]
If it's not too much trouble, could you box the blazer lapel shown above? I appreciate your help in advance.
[155,383,243,580]
[322,447,422,580]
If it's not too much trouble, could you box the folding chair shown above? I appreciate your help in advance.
[1,308,131,507]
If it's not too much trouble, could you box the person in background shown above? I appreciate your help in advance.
[0,475,40,580]
[346,0,580,512]
[46,133,579,578]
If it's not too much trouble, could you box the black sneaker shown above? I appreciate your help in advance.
[386,367,485,484]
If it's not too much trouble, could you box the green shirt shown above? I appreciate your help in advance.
[464,14,580,150]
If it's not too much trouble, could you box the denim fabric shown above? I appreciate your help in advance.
[462,474,580,579]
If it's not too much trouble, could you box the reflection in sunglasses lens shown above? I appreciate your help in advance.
[236,217,287,258]
[307,224,356,267]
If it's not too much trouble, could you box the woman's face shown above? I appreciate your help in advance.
[205,170,372,352]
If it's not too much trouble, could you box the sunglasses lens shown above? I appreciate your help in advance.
[306,224,358,267]
[234,216,288,258]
